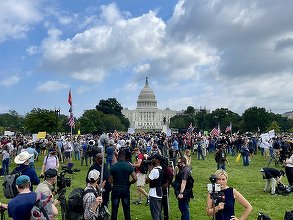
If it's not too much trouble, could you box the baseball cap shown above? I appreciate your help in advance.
[45,168,58,179]
[16,175,30,186]
[88,169,100,181]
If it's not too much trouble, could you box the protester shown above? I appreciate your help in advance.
[284,152,293,186]
[109,150,137,220]
[24,141,38,169]
[83,169,103,220]
[132,147,149,205]
[86,153,111,208]
[206,169,253,220]
[1,144,10,176]
[260,167,285,195]
[173,157,193,220]
[214,145,228,170]
[14,151,40,190]
[40,147,59,177]
[146,154,163,220]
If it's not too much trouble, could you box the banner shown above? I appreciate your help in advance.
[127,128,135,134]
[260,133,270,142]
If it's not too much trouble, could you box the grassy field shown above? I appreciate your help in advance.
[0,151,291,220]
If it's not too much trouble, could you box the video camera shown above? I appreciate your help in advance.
[57,163,80,193]
[207,174,225,205]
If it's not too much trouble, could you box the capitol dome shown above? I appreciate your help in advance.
[137,77,157,109]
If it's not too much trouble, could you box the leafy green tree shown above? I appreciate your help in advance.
[24,108,56,133]
[267,121,281,133]
[96,98,123,116]
[0,110,24,132]
[79,109,105,134]
[242,107,270,132]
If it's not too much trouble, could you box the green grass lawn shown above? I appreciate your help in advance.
[0,152,291,219]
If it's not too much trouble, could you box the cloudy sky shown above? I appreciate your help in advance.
[1,0,293,118]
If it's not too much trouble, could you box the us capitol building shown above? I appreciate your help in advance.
[122,77,183,132]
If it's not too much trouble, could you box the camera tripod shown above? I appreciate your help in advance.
[0,207,6,220]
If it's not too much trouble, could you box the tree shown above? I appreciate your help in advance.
[96,98,123,116]
[0,110,24,132]
[24,108,57,133]
[267,121,281,133]
[242,107,271,132]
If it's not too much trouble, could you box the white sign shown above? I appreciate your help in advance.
[127,128,135,134]
[4,131,14,136]
[260,133,270,142]
[32,134,38,142]
[166,128,172,137]
[268,130,275,139]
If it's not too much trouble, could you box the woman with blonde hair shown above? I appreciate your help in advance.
[206,170,252,220]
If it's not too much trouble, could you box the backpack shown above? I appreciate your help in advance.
[257,212,271,220]
[67,187,87,214]
[67,187,110,220]
[139,155,149,174]
[276,183,292,195]
[30,192,54,220]
[284,210,293,220]
[2,166,29,199]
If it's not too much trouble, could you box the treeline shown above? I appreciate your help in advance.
[170,106,293,134]
[0,99,293,135]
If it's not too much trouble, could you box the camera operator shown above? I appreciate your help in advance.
[86,153,111,208]
[35,168,60,210]
[83,169,103,220]
[206,170,252,220]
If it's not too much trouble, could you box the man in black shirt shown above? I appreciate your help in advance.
[260,167,285,195]
[109,150,137,220]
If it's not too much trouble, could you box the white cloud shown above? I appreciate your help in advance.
[37,80,69,92]
[0,0,42,42]
[26,45,38,55]
[1,75,21,87]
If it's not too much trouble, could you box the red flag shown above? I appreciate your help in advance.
[68,89,72,106]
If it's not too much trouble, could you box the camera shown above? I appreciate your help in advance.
[57,163,80,193]
[207,174,225,205]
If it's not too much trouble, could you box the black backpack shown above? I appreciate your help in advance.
[139,159,149,174]
[284,210,293,220]
[3,166,29,199]
[67,187,86,214]
[276,183,291,195]
[257,212,271,220]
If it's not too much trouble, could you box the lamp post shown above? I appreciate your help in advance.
[54,107,60,136]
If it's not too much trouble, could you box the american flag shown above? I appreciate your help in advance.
[210,126,220,136]
[67,89,75,128]
[225,123,232,133]
[68,113,75,127]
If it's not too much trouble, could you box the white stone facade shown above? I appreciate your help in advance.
[122,77,183,131]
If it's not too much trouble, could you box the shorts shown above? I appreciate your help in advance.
[63,151,71,158]
[136,173,146,187]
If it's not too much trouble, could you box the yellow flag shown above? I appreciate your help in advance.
[235,153,241,162]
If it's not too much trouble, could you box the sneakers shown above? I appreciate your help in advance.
[145,198,150,206]
[132,200,142,205]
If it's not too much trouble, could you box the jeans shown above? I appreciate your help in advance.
[150,196,162,220]
[242,154,249,166]
[106,159,113,170]
[217,163,226,170]
[111,189,131,220]
[74,151,80,160]
[2,158,10,175]
[178,198,190,220]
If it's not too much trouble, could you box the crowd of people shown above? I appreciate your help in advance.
[0,131,292,220]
